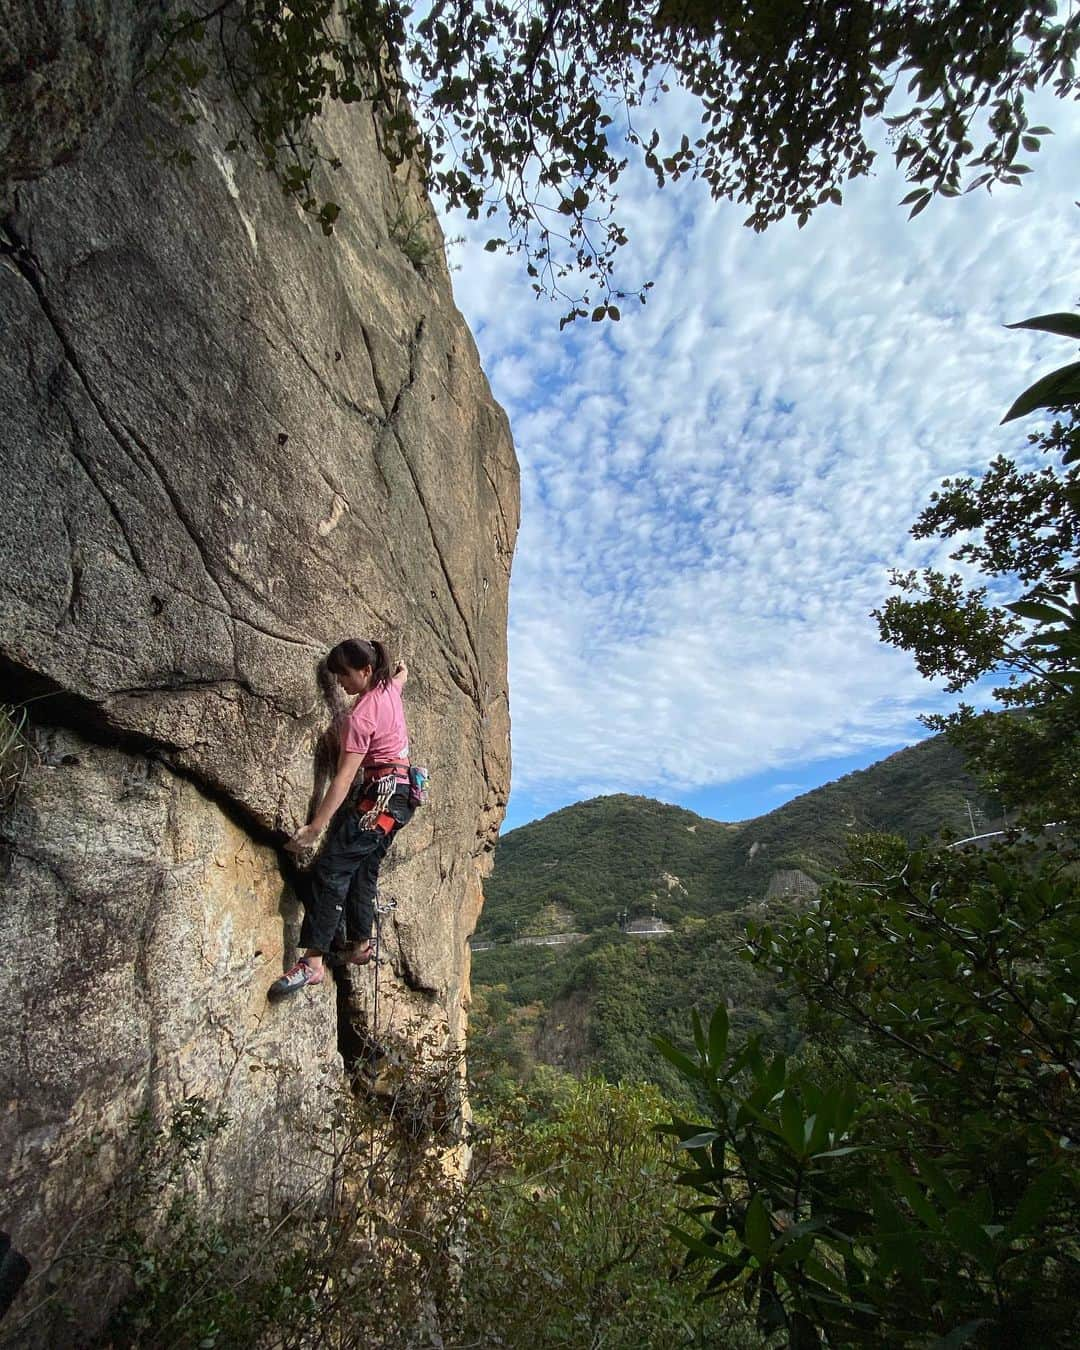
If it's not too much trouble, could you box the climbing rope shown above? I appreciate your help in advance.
[366,890,396,1230]
[369,892,396,1075]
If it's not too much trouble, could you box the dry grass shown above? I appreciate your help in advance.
[0,702,33,807]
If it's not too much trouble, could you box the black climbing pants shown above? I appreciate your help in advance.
[300,788,414,952]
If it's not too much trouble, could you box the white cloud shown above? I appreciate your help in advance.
[443,88,1080,809]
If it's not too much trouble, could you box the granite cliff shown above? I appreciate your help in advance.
[0,7,517,1337]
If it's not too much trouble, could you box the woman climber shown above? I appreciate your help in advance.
[270,638,414,999]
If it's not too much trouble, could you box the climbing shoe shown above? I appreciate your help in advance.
[268,958,323,999]
[325,939,373,969]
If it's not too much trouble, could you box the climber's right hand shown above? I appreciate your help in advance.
[285,823,319,854]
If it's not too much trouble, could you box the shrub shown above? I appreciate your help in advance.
[657,832,1080,1348]
[451,1077,761,1349]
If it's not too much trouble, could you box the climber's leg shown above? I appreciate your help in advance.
[346,834,393,944]
[299,811,382,955]
[344,792,414,945]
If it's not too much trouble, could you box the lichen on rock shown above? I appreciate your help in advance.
[0,2,172,195]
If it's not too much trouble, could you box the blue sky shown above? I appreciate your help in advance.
[439,88,1080,835]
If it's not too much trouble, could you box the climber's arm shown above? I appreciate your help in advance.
[393,660,408,688]
[285,749,364,851]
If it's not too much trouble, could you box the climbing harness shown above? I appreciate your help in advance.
[356,758,410,829]
[357,773,399,830]
[357,760,428,827]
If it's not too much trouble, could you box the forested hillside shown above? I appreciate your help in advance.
[470,734,998,1096]
[477,734,996,942]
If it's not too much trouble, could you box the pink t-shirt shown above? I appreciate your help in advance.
[342,681,409,769]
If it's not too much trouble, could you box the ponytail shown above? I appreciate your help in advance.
[326,637,393,688]
[367,639,392,688]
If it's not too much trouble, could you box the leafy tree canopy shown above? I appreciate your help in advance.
[662,832,1080,1347]
[148,1,1079,320]
[874,314,1080,827]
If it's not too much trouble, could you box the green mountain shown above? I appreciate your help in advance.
[469,735,998,1098]
[477,733,996,942]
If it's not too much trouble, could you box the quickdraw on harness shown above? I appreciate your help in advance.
[356,761,428,831]
[356,759,409,831]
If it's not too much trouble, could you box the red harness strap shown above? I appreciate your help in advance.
[361,759,411,788]
[356,796,398,834]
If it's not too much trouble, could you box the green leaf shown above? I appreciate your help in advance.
[676,1131,720,1151]
[1008,1167,1060,1237]
[942,1208,997,1275]
[653,1036,702,1082]
[780,1091,804,1155]
[1001,361,1080,422]
[931,1321,989,1349]
[1024,627,1070,645]
[705,1260,748,1288]
[756,1053,787,1104]
[789,1310,823,1348]
[744,1193,771,1261]
[667,1223,728,1265]
[708,1004,729,1066]
[885,1158,939,1229]
[1005,312,1080,341]
[801,1254,849,1298]
[869,1188,912,1247]
[691,1007,707,1056]
[1006,599,1069,624]
[756,1281,786,1332]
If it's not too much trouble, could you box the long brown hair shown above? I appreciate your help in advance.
[326,638,392,688]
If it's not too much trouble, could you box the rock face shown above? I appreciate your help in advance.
[764,869,820,904]
[0,2,171,193]
[0,21,517,1339]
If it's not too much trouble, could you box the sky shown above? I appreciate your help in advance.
[439,86,1080,834]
